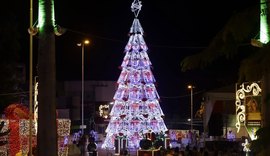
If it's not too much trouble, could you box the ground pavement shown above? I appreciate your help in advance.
[95,148,137,156]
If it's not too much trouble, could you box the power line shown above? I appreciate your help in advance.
[0,91,29,96]
[64,27,252,50]
[63,27,208,49]
[1,89,206,99]
[160,89,205,99]
[65,27,125,43]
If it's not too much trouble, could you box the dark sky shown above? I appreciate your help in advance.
[51,0,256,84]
[11,0,257,117]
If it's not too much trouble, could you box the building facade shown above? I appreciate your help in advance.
[56,80,116,133]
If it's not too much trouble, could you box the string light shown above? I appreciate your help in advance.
[0,119,71,155]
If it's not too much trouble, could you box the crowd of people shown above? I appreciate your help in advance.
[163,144,245,156]
[65,129,247,156]
[68,130,97,156]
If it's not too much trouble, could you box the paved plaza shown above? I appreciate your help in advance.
[95,147,137,156]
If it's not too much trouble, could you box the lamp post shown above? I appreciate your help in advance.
[77,39,90,135]
[28,0,34,155]
[188,85,194,131]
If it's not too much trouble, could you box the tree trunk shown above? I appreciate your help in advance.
[262,72,270,127]
[37,0,57,155]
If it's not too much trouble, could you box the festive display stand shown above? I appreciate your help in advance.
[57,119,71,156]
[137,148,161,156]
[114,135,128,155]
[164,138,170,149]
[0,119,71,156]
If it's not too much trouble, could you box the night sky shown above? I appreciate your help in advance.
[9,0,257,118]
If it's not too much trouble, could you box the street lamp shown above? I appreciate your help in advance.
[77,39,90,135]
[188,85,194,131]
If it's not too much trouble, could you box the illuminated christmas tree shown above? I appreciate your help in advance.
[102,0,168,149]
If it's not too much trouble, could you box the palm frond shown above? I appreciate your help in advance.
[238,44,270,82]
[181,6,259,72]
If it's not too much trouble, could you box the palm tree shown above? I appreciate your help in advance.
[180,1,270,154]
[250,126,270,155]
[36,0,58,155]
[181,1,270,126]
[181,5,260,80]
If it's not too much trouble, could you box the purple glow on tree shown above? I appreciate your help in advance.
[102,0,167,149]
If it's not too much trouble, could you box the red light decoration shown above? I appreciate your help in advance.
[4,104,30,156]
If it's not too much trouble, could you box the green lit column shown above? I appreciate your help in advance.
[260,0,270,44]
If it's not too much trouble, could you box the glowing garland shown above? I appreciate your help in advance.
[34,81,38,131]
[235,82,262,133]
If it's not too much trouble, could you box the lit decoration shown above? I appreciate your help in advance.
[57,119,71,156]
[38,0,56,32]
[34,81,38,131]
[4,104,29,120]
[99,104,110,119]
[247,127,259,141]
[33,78,71,156]
[235,82,262,135]
[259,0,270,44]
[36,0,64,36]
[131,0,142,18]
[0,119,9,155]
[57,119,71,137]
[5,104,30,156]
[0,103,71,156]
[20,119,37,155]
[19,119,37,136]
[251,0,270,47]
[0,119,70,156]
[102,0,167,149]
[115,135,128,155]
[242,139,251,153]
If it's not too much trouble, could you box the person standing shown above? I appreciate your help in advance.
[68,141,81,156]
[78,134,89,156]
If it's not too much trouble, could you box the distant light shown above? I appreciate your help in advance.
[99,104,110,119]
[84,40,90,45]
[77,39,90,47]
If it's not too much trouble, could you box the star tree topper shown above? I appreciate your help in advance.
[131,0,142,17]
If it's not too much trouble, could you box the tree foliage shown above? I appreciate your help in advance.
[180,5,269,83]
[180,3,270,153]
[250,126,270,155]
